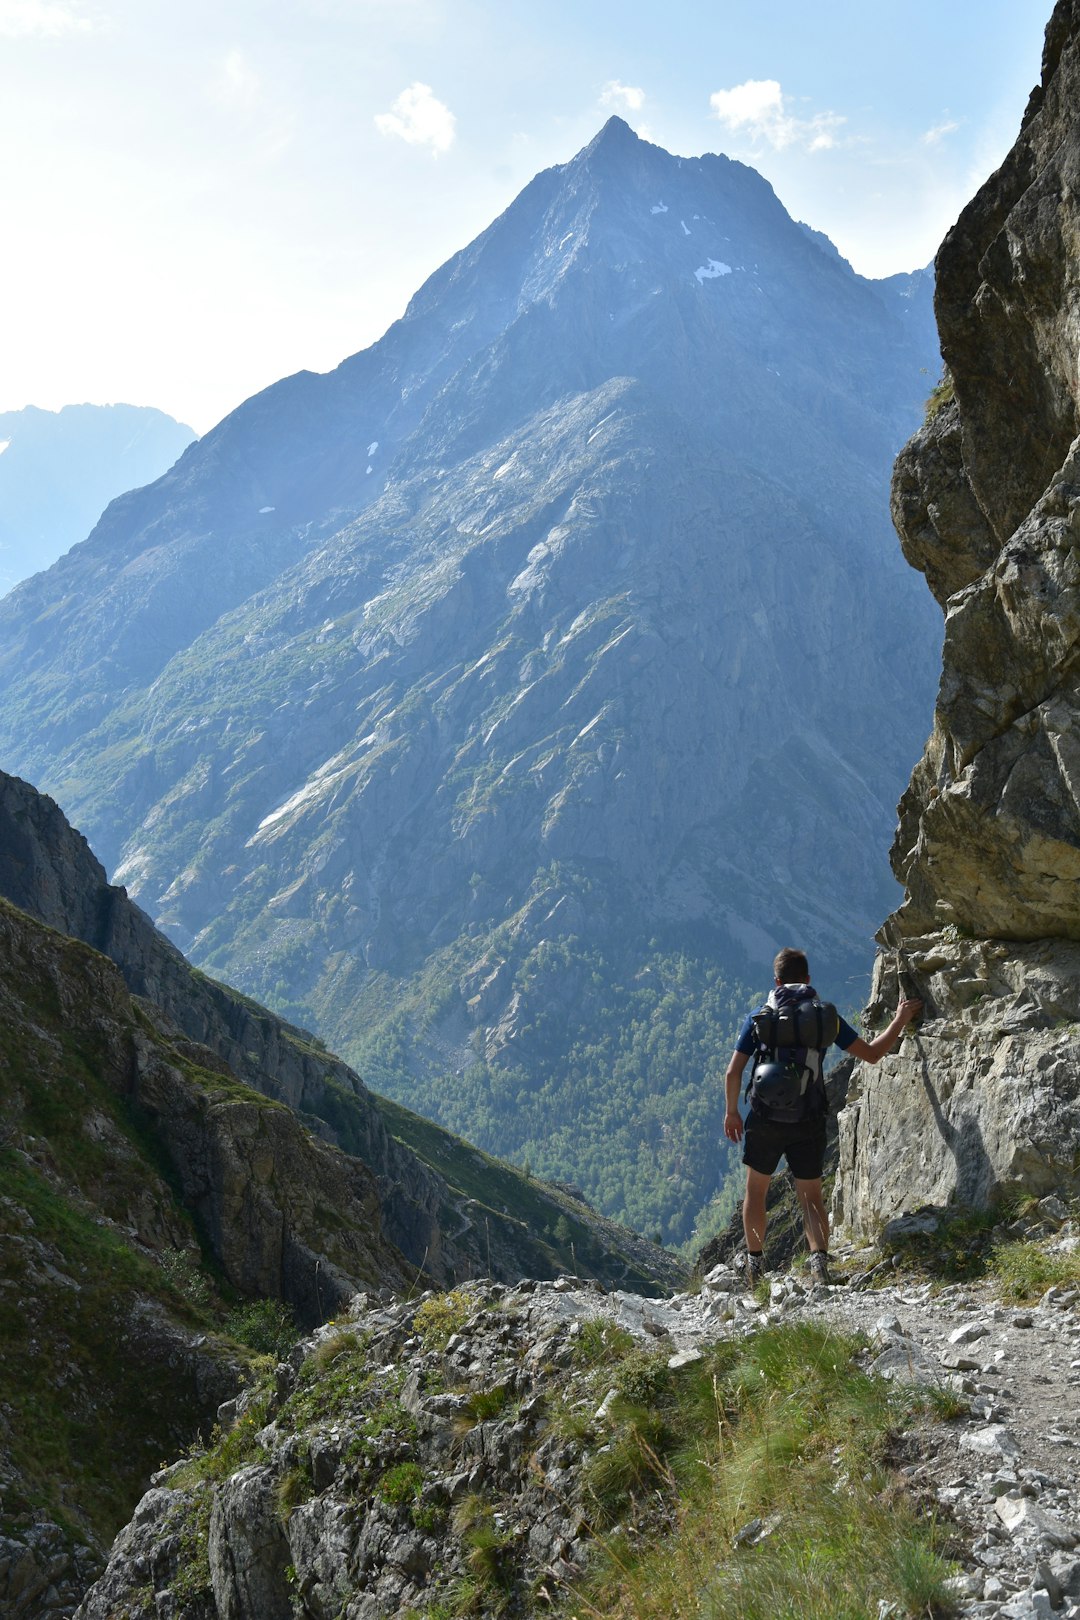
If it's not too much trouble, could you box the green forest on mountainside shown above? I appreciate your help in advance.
[348,929,761,1249]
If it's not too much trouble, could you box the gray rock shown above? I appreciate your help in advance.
[868,1335,942,1385]
[960,1426,1022,1460]
[994,1494,1079,1549]
[209,1465,293,1620]
[833,10,1080,1235]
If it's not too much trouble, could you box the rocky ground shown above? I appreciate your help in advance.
[53,1204,1080,1620]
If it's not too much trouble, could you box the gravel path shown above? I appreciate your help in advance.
[540,1229,1080,1620]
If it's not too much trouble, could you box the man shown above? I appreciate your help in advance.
[724,947,922,1288]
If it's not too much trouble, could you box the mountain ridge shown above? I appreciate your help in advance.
[0,402,195,597]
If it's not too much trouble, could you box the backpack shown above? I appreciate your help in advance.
[745,984,840,1124]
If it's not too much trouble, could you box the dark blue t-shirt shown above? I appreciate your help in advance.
[734,1005,859,1057]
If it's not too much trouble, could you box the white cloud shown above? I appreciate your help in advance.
[0,0,92,38]
[210,49,262,112]
[375,82,456,156]
[709,78,845,154]
[922,119,960,146]
[599,79,645,114]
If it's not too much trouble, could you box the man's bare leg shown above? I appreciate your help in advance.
[795,1177,828,1254]
[743,1168,771,1253]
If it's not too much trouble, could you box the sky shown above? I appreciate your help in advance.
[0,0,1053,435]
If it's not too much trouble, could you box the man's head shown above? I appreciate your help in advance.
[773,947,810,984]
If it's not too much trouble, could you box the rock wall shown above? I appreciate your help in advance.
[836,0,1080,1234]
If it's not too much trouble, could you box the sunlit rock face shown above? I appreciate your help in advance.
[836,0,1080,1235]
[0,120,941,1233]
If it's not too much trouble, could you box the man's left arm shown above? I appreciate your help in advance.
[724,1052,749,1142]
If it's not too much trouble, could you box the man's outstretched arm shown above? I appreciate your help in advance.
[845,996,922,1065]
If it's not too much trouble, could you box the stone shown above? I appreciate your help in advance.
[949,1322,991,1346]
[960,1426,1022,1460]
[994,1494,1079,1549]
[1034,1560,1065,1608]
[209,1465,294,1620]
[667,1348,702,1370]
[868,1337,942,1385]
[942,1573,981,1599]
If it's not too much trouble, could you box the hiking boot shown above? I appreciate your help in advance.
[745,1251,765,1288]
[808,1251,830,1289]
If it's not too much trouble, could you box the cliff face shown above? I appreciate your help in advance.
[835,0,1080,1233]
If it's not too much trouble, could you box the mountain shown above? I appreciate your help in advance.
[0,402,195,595]
[834,0,1080,1233]
[0,766,674,1296]
[0,119,942,1244]
[0,765,677,1606]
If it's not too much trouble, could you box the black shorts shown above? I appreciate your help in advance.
[742,1111,827,1181]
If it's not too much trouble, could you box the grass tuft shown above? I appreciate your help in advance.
[989,1239,1080,1301]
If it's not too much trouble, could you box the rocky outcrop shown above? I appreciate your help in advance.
[836,0,1080,1234]
[0,889,411,1319]
[73,1238,1080,1620]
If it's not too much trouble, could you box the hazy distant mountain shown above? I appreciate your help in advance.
[0,402,195,594]
[0,119,941,1241]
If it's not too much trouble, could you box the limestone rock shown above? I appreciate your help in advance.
[835,1,1080,1236]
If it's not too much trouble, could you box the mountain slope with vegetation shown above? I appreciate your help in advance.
[0,769,678,1614]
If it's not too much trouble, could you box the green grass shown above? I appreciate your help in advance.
[990,1239,1080,1301]
[924,370,955,423]
[562,1321,960,1620]
[878,1203,1011,1283]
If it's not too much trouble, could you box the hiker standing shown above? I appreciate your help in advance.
[723,947,921,1287]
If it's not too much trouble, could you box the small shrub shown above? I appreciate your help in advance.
[363,1396,418,1445]
[158,1247,212,1307]
[462,1385,513,1425]
[413,1290,473,1352]
[222,1299,299,1358]
[572,1316,636,1368]
[311,1329,361,1370]
[168,1489,214,1605]
[920,1384,972,1422]
[612,1346,672,1406]
[276,1457,313,1520]
[376,1461,424,1507]
[412,1497,448,1534]
[924,369,955,423]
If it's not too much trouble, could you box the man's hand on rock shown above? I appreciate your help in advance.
[897,996,923,1027]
